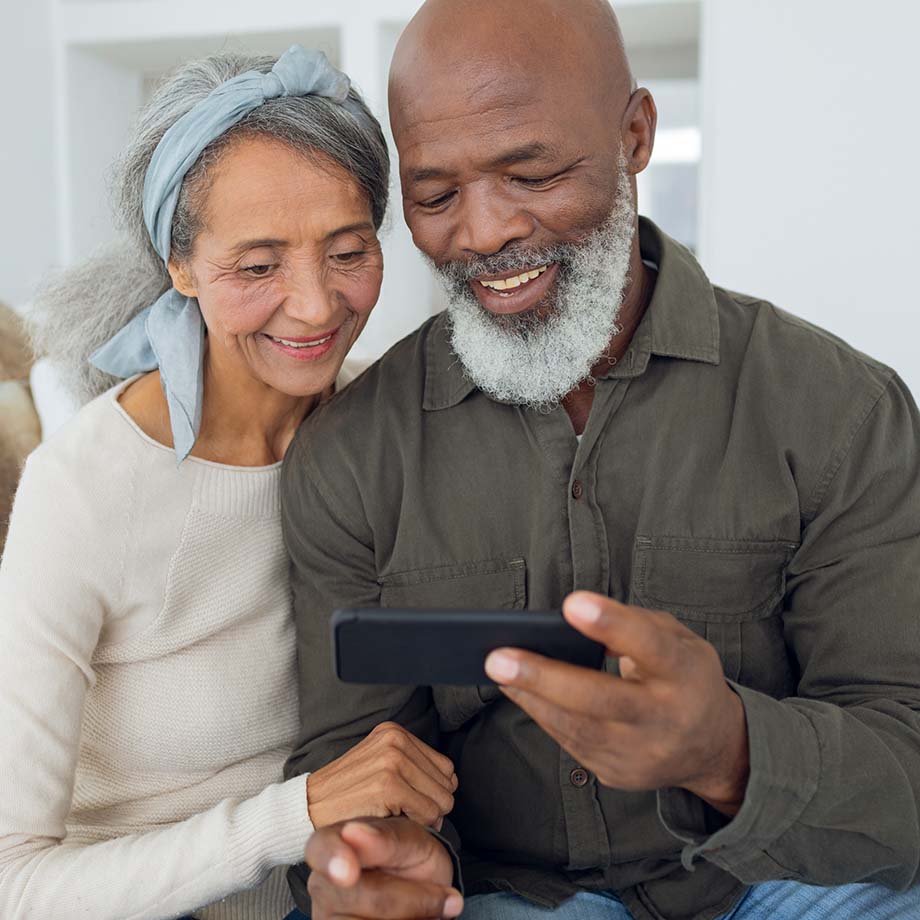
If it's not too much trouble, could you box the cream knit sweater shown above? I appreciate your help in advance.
[0,377,322,920]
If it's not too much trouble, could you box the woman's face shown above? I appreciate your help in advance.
[170,135,383,398]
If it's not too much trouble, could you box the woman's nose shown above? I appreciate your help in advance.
[281,275,340,330]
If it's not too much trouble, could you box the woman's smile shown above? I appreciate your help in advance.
[261,325,342,361]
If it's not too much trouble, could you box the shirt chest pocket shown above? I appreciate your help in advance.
[379,557,527,731]
[629,536,798,696]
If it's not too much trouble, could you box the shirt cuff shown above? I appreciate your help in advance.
[426,820,465,896]
[657,682,821,882]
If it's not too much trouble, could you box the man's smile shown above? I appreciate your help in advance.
[471,261,560,315]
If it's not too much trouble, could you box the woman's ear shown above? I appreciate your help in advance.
[168,258,198,298]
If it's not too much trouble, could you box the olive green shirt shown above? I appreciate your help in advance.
[282,219,920,920]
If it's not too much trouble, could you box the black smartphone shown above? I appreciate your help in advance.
[332,607,606,685]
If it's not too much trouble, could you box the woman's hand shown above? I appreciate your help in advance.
[306,722,457,829]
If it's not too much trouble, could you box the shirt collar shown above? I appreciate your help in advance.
[423,216,720,411]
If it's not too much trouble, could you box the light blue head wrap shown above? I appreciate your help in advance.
[91,45,356,463]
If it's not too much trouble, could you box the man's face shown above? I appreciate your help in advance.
[396,70,625,315]
[393,62,638,406]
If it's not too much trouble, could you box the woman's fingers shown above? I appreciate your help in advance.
[308,723,457,828]
[383,772,451,827]
[370,723,457,786]
[394,754,456,817]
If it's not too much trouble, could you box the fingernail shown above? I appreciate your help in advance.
[485,651,519,682]
[567,595,602,623]
[328,856,351,883]
[444,892,464,917]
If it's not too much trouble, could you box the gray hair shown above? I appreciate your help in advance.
[29,51,390,405]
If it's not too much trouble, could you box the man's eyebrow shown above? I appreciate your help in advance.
[486,142,559,169]
[407,142,561,185]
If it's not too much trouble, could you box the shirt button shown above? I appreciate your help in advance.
[570,767,589,787]
[571,480,584,500]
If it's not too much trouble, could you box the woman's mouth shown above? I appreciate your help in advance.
[262,327,340,361]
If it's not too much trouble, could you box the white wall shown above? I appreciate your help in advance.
[699,0,920,397]
[0,0,58,311]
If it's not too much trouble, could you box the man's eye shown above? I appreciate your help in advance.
[242,264,273,277]
[418,191,456,210]
[515,173,560,187]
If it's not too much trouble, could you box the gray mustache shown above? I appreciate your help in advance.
[436,246,573,283]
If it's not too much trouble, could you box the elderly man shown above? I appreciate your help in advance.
[282,1,920,918]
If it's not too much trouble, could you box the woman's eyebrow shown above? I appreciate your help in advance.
[322,221,376,241]
[228,237,288,255]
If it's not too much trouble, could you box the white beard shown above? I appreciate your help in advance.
[432,160,635,409]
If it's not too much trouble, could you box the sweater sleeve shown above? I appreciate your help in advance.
[0,449,313,920]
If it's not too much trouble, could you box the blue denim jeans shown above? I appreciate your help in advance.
[180,914,307,920]
[461,880,920,919]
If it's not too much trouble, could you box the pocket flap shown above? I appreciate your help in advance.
[632,536,797,622]
[379,557,526,610]
[379,558,526,731]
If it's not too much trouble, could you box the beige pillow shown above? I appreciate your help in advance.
[0,302,33,383]
[0,381,41,553]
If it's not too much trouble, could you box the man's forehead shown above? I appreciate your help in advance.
[393,57,542,133]
[393,64,581,169]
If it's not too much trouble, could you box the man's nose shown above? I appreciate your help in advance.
[453,182,535,256]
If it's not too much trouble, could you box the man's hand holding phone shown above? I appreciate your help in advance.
[484,591,751,816]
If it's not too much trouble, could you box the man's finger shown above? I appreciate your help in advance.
[484,648,647,722]
[339,819,445,878]
[305,826,362,888]
[309,869,463,919]
[499,684,627,757]
[562,591,689,676]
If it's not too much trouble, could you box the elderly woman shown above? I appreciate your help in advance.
[0,47,457,920]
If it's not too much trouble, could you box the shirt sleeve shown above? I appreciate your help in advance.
[658,373,920,890]
[281,418,456,909]
[0,450,312,920]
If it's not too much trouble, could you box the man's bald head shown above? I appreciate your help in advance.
[390,0,635,140]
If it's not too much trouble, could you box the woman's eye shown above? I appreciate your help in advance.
[332,251,367,264]
[242,264,273,277]
[418,191,456,211]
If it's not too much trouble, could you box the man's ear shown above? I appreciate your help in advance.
[620,88,658,176]
[168,258,197,298]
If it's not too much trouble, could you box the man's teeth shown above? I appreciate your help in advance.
[479,265,548,291]
[268,334,333,349]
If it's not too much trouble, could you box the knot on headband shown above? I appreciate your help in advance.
[91,46,358,463]
[261,47,350,101]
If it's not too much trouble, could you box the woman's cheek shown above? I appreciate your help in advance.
[208,286,279,338]
[344,266,384,320]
